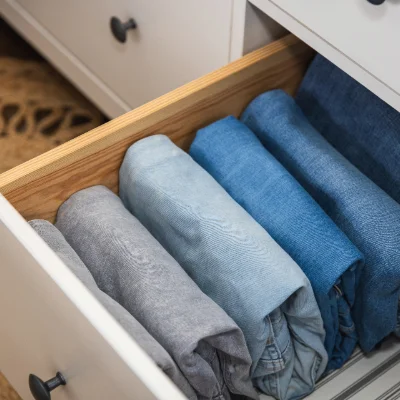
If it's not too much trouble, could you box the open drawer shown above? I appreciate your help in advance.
[0,34,310,400]
[1,34,399,400]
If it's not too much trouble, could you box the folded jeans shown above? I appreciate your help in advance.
[29,219,198,400]
[296,54,400,205]
[189,116,364,370]
[56,186,257,400]
[119,135,328,400]
[241,89,400,352]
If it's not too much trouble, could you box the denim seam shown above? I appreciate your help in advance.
[220,352,236,396]
[212,379,227,400]
[176,343,224,399]
[279,332,292,359]
[262,315,286,372]
[339,324,356,334]
[206,349,225,399]
[285,318,322,383]
[272,367,280,399]
[311,350,322,387]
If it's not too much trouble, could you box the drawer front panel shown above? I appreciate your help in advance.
[0,195,185,400]
[253,0,400,96]
[0,35,313,223]
[15,0,232,110]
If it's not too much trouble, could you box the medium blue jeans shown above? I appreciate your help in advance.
[296,55,400,205]
[241,89,400,353]
[120,135,328,399]
[190,116,364,370]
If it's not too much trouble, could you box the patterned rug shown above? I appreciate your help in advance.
[0,57,104,173]
[0,18,104,174]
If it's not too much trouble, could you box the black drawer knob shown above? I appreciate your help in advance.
[367,0,385,4]
[110,17,137,43]
[29,372,66,400]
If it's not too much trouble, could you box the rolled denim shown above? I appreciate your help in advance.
[119,135,328,400]
[241,89,400,353]
[189,116,364,371]
[28,219,197,400]
[56,186,258,400]
[296,55,400,204]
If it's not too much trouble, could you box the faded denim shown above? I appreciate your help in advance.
[120,135,328,400]
[56,186,258,400]
[29,219,198,400]
[190,116,364,370]
[296,55,400,204]
[241,89,400,352]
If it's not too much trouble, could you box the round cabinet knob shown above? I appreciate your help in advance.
[110,17,137,43]
[367,0,385,4]
[29,372,66,400]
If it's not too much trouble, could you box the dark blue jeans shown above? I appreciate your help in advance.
[241,90,400,353]
[296,54,400,205]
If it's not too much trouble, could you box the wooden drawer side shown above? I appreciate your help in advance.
[0,35,313,222]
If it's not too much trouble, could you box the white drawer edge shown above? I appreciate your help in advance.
[229,0,247,61]
[0,194,187,400]
[249,0,400,113]
[0,0,131,118]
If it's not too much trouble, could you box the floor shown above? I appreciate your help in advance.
[0,17,104,400]
[0,17,105,173]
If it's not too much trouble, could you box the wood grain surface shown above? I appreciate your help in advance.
[0,373,20,400]
[0,34,313,222]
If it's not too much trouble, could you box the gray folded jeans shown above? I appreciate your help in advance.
[55,186,258,400]
[29,219,197,400]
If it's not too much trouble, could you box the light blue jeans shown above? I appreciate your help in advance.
[120,135,328,400]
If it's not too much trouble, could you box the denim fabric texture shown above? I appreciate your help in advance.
[241,89,400,353]
[119,135,328,400]
[189,116,364,370]
[296,55,400,204]
[29,219,198,400]
[56,186,258,400]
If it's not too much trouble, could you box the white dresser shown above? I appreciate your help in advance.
[0,2,399,400]
[249,0,400,113]
[1,0,398,116]
[0,0,285,118]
